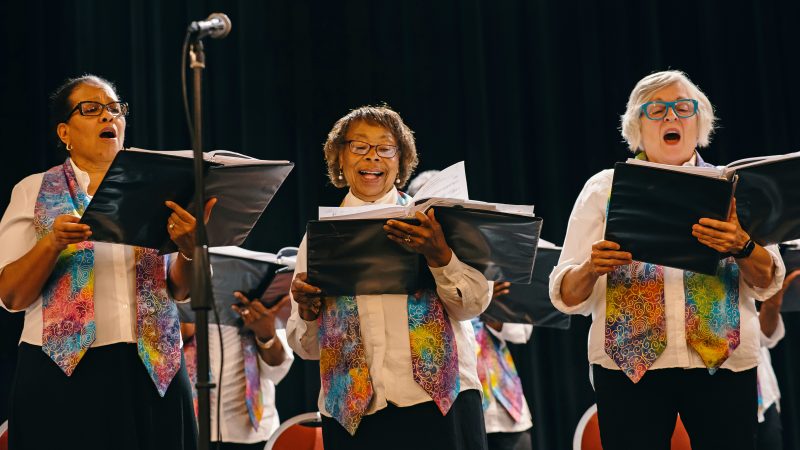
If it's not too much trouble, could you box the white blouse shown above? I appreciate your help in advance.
[549,169,785,372]
[0,160,183,347]
[208,325,294,444]
[757,316,784,422]
[483,323,533,434]
[287,188,491,417]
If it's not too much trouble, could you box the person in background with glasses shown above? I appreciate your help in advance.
[549,70,784,450]
[0,74,214,450]
[287,105,491,450]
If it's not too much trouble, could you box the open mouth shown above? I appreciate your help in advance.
[99,127,117,139]
[663,129,681,145]
[358,169,384,181]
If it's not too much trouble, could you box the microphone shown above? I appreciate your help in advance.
[187,13,232,39]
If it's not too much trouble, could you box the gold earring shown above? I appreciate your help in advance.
[66,143,73,151]
[338,169,343,180]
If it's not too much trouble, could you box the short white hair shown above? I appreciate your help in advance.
[620,70,716,152]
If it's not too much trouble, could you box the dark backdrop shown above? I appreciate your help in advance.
[1,1,800,449]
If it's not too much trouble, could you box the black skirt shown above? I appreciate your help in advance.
[321,389,488,450]
[9,342,197,450]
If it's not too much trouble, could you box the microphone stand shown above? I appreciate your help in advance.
[188,38,215,450]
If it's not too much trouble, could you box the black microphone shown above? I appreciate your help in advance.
[187,13,232,39]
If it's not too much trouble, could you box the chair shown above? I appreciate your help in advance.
[265,411,323,450]
[573,404,691,450]
[0,420,8,450]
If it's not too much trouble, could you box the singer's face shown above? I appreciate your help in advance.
[339,120,401,202]
[639,82,699,166]
[57,82,126,167]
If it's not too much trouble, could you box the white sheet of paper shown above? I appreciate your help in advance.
[410,161,469,201]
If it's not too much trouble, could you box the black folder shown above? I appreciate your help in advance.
[481,246,571,329]
[178,251,290,326]
[779,244,800,313]
[605,162,735,275]
[79,149,294,253]
[734,155,800,245]
[307,208,542,296]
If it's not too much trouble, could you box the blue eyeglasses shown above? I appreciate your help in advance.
[640,99,698,120]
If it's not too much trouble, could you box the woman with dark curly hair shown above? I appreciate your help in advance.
[287,105,491,450]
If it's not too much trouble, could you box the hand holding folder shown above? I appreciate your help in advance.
[178,246,296,327]
[78,148,294,253]
[605,152,800,274]
[307,161,542,296]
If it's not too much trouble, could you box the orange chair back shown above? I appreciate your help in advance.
[270,423,323,450]
[575,405,692,450]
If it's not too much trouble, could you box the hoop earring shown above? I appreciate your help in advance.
[66,143,73,152]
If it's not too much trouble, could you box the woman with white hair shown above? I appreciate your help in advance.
[549,70,785,450]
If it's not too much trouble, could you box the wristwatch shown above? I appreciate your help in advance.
[255,335,277,350]
[732,238,756,259]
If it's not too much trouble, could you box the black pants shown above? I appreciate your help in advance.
[9,343,197,450]
[486,430,531,450]
[756,404,782,450]
[321,389,488,450]
[593,365,757,450]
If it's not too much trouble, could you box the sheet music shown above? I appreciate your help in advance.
[625,158,733,180]
[410,161,469,201]
[126,147,291,166]
[725,151,800,170]
[209,246,297,267]
[318,204,409,220]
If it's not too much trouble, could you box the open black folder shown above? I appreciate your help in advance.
[605,161,735,275]
[178,247,295,327]
[307,207,542,296]
[606,152,800,275]
[79,148,294,253]
[779,244,800,313]
[481,245,570,329]
[733,153,800,245]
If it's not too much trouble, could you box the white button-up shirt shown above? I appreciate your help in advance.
[757,316,784,422]
[0,160,182,346]
[287,188,491,417]
[208,325,294,443]
[548,168,785,372]
[483,323,533,433]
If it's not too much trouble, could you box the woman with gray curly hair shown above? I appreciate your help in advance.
[549,71,784,450]
[287,106,491,450]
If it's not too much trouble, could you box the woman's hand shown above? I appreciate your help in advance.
[585,240,632,276]
[165,198,217,257]
[763,269,800,311]
[693,198,750,254]
[232,291,287,340]
[492,281,511,299]
[384,208,453,268]
[47,214,92,252]
[291,272,323,321]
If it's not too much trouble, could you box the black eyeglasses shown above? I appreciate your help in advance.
[345,140,398,158]
[66,101,129,122]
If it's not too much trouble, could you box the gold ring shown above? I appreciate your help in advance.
[404,234,412,243]
[242,309,250,315]
[169,223,175,230]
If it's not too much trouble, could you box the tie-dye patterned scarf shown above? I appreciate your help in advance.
[34,159,182,396]
[605,152,740,383]
[471,318,523,421]
[318,190,459,435]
